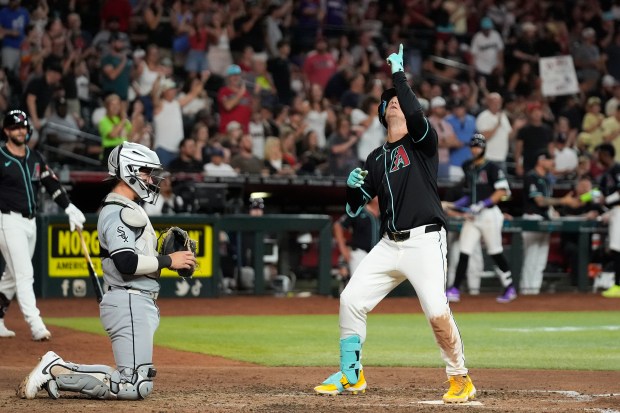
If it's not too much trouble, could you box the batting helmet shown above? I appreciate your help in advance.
[107,142,165,204]
[3,109,33,142]
[377,88,397,129]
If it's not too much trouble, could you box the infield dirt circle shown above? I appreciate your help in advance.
[0,293,618,412]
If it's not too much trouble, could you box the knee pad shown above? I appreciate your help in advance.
[340,335,361,385]
[113,364,157,400]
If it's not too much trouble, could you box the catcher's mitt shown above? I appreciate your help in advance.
[159,226,197,278]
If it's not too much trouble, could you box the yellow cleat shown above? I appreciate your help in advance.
[314,369,367,395]
[602,284,620,298]
[442,374,476,403]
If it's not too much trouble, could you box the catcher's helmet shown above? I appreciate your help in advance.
[3,109,33,142]
[377,88,397,129]
[470,133,486,149]
[107,142,164,204]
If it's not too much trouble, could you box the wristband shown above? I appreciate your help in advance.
[605,191,620,205]
[482,197,494,208]
[453,196,471,208]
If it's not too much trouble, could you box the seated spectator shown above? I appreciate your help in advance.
[298,130,328,176]
[167,137,205,173]
[602,101,620,162]
[142,173,184,216]
[230,134,266,175]
[579,96,605,152]
[43,97,82,152]
[264,136,295,176]
[204,147,238,177]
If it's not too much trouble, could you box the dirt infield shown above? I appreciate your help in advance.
[1,293,619,412]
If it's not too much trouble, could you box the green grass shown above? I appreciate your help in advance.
[46,311,620,371]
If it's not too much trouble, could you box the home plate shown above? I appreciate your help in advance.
[415,400,483,406]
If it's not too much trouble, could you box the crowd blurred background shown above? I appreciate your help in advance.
[2,0,619,184]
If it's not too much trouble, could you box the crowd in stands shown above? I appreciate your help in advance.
[1,0,619,185]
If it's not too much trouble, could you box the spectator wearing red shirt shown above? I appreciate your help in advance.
[217,64,253,134]
[302,37,337,89]
[100,0,132,33]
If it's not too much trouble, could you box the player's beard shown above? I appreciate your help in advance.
[8,132,26,147]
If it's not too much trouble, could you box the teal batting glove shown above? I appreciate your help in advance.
[386,43,404,74]
[347,168,368,188]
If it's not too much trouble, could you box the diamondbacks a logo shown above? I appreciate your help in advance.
[390,145,411,172]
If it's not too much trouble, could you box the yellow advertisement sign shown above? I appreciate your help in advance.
[48,224,213,278]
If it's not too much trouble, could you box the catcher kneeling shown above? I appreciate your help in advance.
[17,143,196,400]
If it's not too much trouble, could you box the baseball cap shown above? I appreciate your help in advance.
[480,17,493,30]
[603,75,617,87]
[587,96,601,106]
[430,96,446,109]
[226,121,242,133]
[536,149,552,161]
[211,147,225,157]
[521,22,536,32]
[226,64,242,76]
[161,78,177,91]
[526,101,542,112]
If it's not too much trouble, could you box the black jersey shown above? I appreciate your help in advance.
[598,163,620,206]
[338,208,381,253]
[462,159,510,203]
[523,170,552,217]
[346,72,446,235]
[0,144,70,217]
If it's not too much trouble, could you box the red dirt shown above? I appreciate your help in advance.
[1,293,619,412]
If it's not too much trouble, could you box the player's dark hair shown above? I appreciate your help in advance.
[597,143,616,159]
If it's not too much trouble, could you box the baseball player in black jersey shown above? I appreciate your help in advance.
[314,44,476,403]
[521,150,579,294]
[0,110,85,341]
[597,144,620,297]
[445,134,515,303]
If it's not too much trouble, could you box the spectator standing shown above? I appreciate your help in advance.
[327,115,360,177]
[92,16,131,56]
[184,10,210,80]
[470,17,504,84]
[101,33,132,103]
[268,39,294,106]
[602,102,620,162]
[521,150,580,295]
[353,95,384,164]
[302,83,335,149]
[303,37,338,90]
[475,93,524,172]
[0,0,29,77]
[143,0,174,56]
[553,133,579,179]
[231,0,266,54]
[133,45,163,122]
[298,129,328,175]
[152,77,203,167]
[445,99,476,169]
[23,56,63,145]
[99,93,132,164]
[579,96,606,153]
[206,7,234,77]
[100,0,132,33]
[572,27,603,94]
[428,96,460,180]
[217,64,253,134]
[514,102,554,177]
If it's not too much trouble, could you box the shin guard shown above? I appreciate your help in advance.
[340,335,361,385]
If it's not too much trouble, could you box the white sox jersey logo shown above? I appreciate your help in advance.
[117,226,129,242]
[390,145,411,172]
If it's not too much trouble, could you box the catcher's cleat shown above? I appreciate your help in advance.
[17,351,63,399]
[314,369,367,395]
[0,320,15,338]
[442,374,476,403]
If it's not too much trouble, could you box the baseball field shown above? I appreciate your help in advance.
[0,293,619,412]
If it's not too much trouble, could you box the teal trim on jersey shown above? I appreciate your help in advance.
[375,151,385,161]
[0,147,35,215]
[383,149,397,231]
[410,117,430,143]
[360,187,371,201]
[346,202,364,218]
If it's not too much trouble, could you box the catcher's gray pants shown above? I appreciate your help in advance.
[100,288,160,381]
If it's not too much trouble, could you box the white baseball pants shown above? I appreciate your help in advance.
[520,214,550,294]
[608,206,620,252]
[339,225,468,376]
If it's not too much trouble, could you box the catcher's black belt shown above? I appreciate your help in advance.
[386,223,442,242]
[108,285,159,300]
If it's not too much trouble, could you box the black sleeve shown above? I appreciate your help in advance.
[37,152,71,209]
[111,250,139,275]
[393,72,435,149]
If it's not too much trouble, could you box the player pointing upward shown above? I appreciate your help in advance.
[314,44,476,403]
